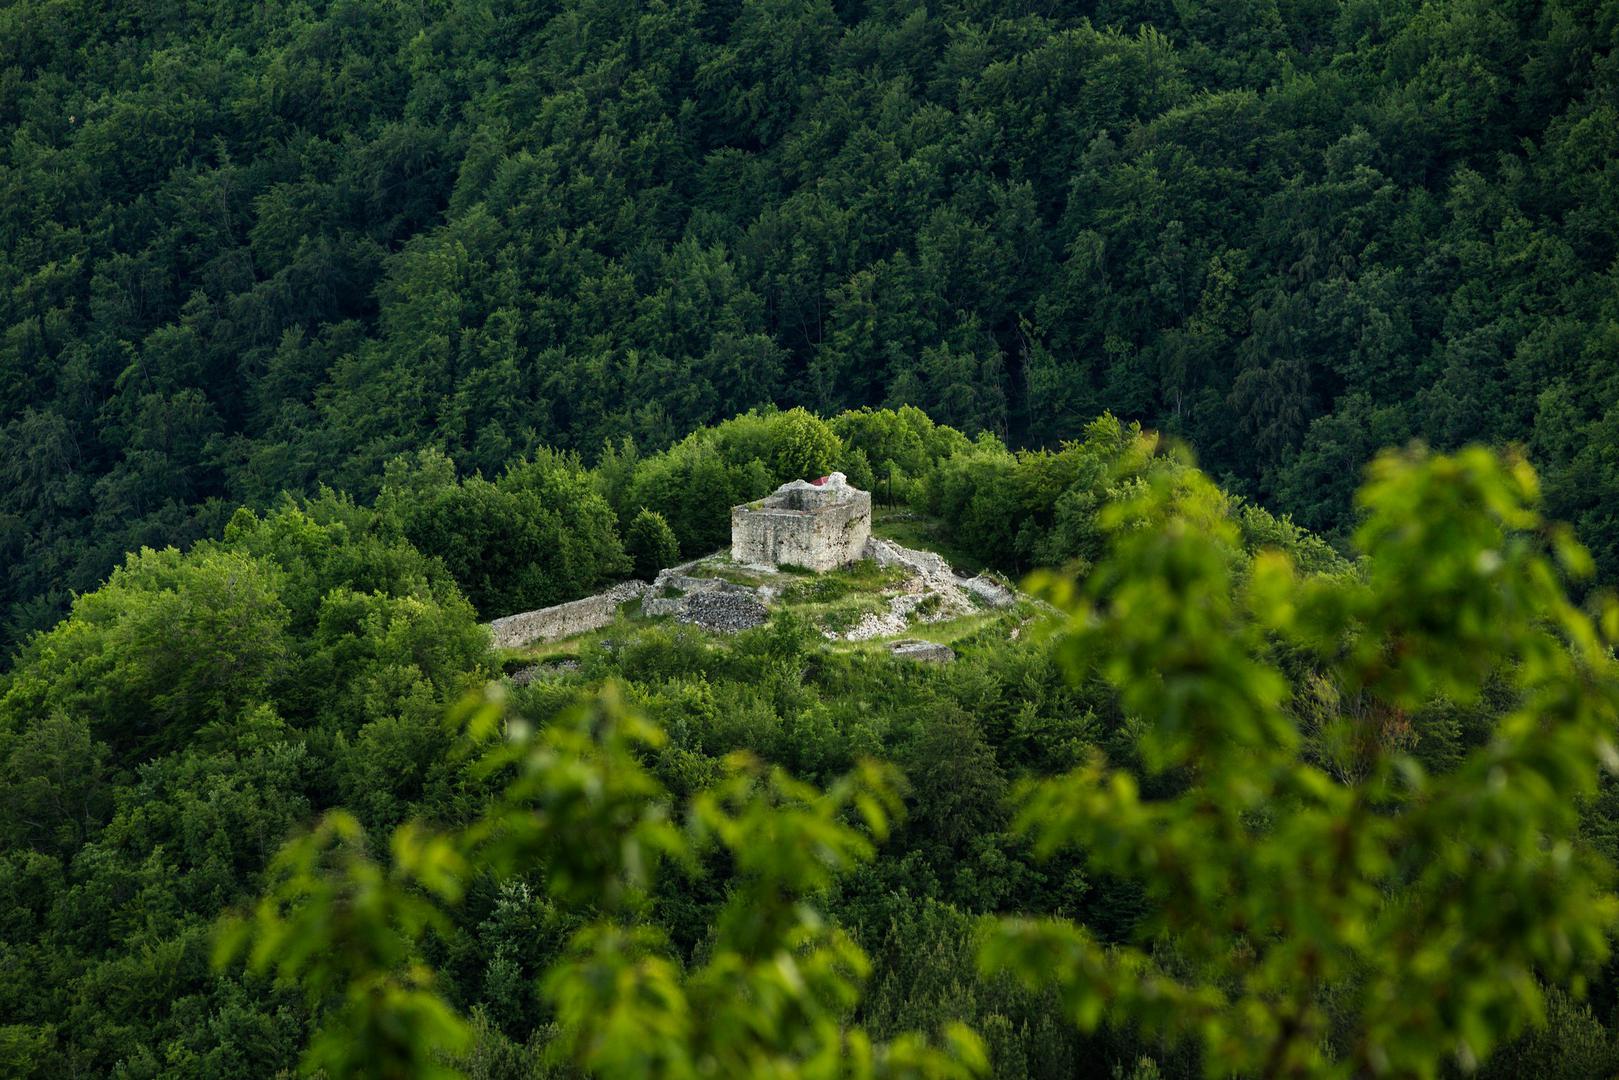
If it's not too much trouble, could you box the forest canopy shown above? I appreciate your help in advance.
[4,0,1619,651]
[6,0,1619,1074]
[3,403,1619,1077]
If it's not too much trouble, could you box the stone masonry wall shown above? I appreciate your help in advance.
[488,581,649,649]
[731,476,871,571]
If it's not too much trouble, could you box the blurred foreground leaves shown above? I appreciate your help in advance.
[982,445,1619,1078]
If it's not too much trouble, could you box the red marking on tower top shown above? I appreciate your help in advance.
[811,475,829,486]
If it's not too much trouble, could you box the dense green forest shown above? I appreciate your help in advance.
[3,405,1619,1077]
[4,0,1619,651]
[7,0,1619,1075]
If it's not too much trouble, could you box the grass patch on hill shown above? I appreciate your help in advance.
[683,561,777,588]
[810,595,892,635]
[779,561,907,605]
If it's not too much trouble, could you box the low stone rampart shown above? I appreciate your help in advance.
[488,581,650,649]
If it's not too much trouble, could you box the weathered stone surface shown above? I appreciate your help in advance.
[643,567,762,620]
[865,537,1016,609]
[488,581,649,649]
[889,639,956,663]
[960,575,1017,609]
[864,536,951,577]
[677,590,768,633]
[641,595,682,618]
[732,472,871,572]
[652,571,728,593]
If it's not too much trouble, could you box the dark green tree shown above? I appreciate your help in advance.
[625,508,680,582]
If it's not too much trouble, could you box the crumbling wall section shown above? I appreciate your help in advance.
[865,536,1017,608]
[488,581,650,649]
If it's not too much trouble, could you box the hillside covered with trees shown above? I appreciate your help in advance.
[4,0,1619,651]
[4,405,1619,1078]
[7,0,1619,1076]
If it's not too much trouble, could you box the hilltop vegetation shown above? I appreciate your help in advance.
[3,405,1619,1077]
[5,0,1619,651]
[0,405,1180,1075]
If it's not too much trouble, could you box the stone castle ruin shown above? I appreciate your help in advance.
[730,472,871,572]
[488,471,1018,653]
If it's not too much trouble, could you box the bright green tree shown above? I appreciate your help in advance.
[771,408,843,483]
[981,445,1619,1077]
[379,450,630,618]
[217,685,987,1080]
[0,546,291,758]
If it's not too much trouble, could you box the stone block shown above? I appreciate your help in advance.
[731,472,871,571]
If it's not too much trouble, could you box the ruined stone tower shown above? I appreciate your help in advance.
[730,472,872,572]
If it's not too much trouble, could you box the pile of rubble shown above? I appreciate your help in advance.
[676,590,769,633]
[646,537,1016,647]
[840,537,1016,643]
[645,566,769,633]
